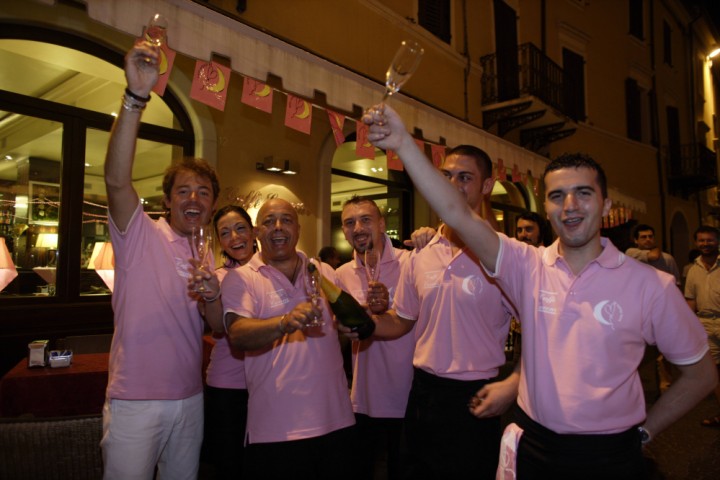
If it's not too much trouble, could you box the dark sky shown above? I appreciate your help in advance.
[690,0,720,33]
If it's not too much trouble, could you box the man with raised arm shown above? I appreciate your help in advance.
[101,42,223,479]
[363,104,716,479]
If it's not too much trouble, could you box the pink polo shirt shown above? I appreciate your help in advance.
[493,235,708,434]
[336,235,415,418]
[222,252,354,444]
[205,267,246,389]
[393,226,510,380]
[107,203,208,400]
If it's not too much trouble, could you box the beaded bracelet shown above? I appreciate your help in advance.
[121,94,147,112]
[124,88,151,103]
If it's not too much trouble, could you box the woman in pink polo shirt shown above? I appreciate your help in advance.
[201,205,255,478]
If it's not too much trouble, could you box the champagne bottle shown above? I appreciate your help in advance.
[308,263,376,340]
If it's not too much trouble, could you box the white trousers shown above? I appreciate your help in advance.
[101,393,203,480]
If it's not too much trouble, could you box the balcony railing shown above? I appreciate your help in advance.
[481,42,567,116]
[665,143,718,194]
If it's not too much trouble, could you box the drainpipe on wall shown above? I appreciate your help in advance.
[649,0,669,250]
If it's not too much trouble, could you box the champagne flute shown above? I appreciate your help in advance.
[381,40,425,102]
[304,259,325,327]
[145,13,168,47]
[191,226,212,293]
[364,248,381,306]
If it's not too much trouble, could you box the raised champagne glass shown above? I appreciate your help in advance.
[364,248,381,306]
[191,226,212,293]
[381,40,425,102]
[145,13,168,47]
[304,259,325,327]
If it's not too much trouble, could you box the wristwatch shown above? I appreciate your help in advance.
[638,426,651,445]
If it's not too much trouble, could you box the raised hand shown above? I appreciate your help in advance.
[124,41,160,98]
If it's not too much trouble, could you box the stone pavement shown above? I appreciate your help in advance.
[641,347,720,480]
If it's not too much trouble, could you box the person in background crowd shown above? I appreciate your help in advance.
[363,103,716,479]
[318,245,343,269]
[336,196,415,479]
[222,198,355,478]
[684,225,720,428]
[196,205,255,479]
[625,223,681,393]
[345,144,519,479]
[515,211,547,247]
[101,42,223,479]
[625,224,681,285]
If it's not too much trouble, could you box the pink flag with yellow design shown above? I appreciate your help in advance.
[355,120,375,159]
[496,158,507,181]
[148,39,176,96]
[284,94,312,134]
[241,77,273,113]
[414,139,426,157]
[327,110,346,147]
[512,164,521,182]
[190,60,231,111]
[430,144,446,168]
[386,149,403,171]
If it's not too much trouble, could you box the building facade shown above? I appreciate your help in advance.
[0,0,718,374]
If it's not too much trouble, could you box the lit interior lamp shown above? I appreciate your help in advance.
[0,237,18,292]
[88,242,115,292]
[35,233,59,266]
[33,233,58,293]
[710,47,720,59]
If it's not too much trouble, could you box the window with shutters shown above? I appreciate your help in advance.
[629,0,644,40]
[418,0,451,44]
[625,78,642,141]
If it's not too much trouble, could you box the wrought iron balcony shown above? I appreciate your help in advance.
[480,42,576,152]
[665,143,718,195]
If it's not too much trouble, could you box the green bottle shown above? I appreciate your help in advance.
[308,263,376,340]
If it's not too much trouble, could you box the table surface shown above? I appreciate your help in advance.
[0,353,109,418]
[0,336,217,418]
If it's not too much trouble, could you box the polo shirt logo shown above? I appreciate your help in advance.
[593,300,623,329]
[268,289,290,308]
[460,274,483,296]
[538,289,557,314]
[175,257,192,279]
[422,270,443,289]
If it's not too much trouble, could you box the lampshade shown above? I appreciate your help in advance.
[36,233,58,249]
[89,242,115,292]
[0,237,18,292]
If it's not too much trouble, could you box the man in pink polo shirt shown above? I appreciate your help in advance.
[362,104,716,479]
[101,43,223,479]
[222,198,355,478]
[349,146,519,479]
[335,196,415,479]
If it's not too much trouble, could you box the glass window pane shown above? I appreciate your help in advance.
[0,115,62,297]
[0,39,176,130]
[81,129,179,295]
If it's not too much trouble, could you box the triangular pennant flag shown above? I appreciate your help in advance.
[190,60,231,111]
[285,94,312,134]
[140,36,176,96]
[413,139,426,158]
[430,145,446,168]
[241,77,273,113]
[355,120,375,159]
[496,158,506,181]
[511,164,521,182]
[386,149,403,171]
[327,110,346,147]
